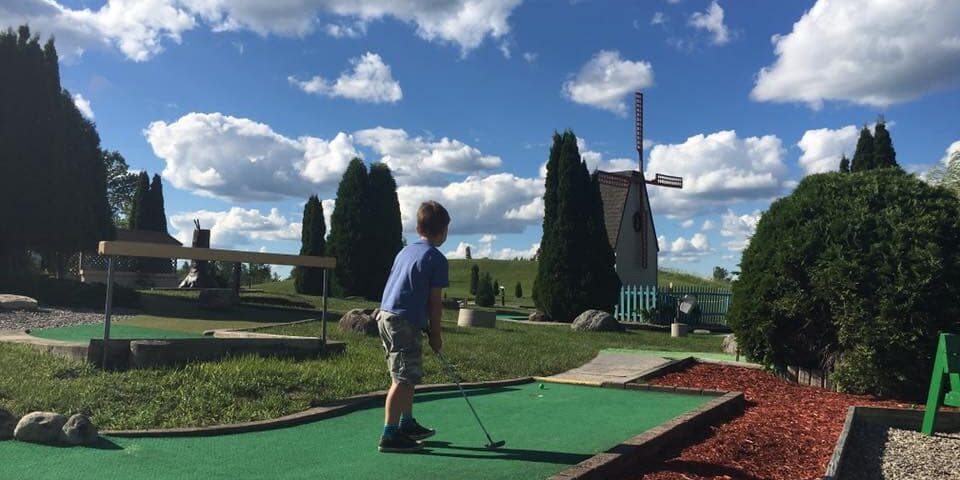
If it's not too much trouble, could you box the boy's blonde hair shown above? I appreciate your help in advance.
[416,201,450,237]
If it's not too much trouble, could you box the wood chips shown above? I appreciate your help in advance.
[622,363,912,480]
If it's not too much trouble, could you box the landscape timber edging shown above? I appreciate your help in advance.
[101,377,533,437]
[823,406,960,480]
[625,356,698,383]
[548,389,745,480]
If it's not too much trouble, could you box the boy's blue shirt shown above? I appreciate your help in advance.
[380,240,449,330]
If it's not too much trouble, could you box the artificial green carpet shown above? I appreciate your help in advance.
[31,324,203,342]
[0,382,710,480]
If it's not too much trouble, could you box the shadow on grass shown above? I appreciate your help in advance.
[23,437,124,451]
[421,440,591,465]
[138,294,328,324]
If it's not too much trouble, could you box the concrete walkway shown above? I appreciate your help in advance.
[537,351,673,386]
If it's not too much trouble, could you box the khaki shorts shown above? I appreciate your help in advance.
[377,310,424,385]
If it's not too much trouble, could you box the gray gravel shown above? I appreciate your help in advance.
[842,422,960,479]
[0,307,138,334]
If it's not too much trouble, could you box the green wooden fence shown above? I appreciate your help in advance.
[615,284,733,327]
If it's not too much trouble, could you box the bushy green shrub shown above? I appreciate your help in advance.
[0,274,140,309]
[476,273,496,307]
[729,169,960,397]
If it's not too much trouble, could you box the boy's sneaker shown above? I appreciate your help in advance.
[399,420,436,440]
[378,433,424,453]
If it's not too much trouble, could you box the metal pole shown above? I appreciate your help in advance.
[321,268,328,347]
[102,256,115,369]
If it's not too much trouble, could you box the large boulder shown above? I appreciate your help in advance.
[14,412,67,444]
[722,334,738,355]
[60,414,98,446]
[0,408,15,439]
[339,308,379,336]
[528,311,549,322]
[0,294,38,311]
[571,310,623,332]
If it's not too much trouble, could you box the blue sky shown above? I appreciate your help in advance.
[6,0,960,279]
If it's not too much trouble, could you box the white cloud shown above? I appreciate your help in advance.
[324,20,367,38]
[2,0,196,61]
[701,219,716,231]
[72,93,94,120]
[182,0,522,55]
[688,1,730,45]
[289,52,402,103]
[720,209,761,252]
[355,127,501,180]
[645,130,789,217]
[752,0,960,108]
[169,207,301,249]
[397,173,544,234]
[680,219,694,228]
[562,50,655,115]
[144,112,360,202]
[797,125,859,175]
[658,232,712,263]
[651,12,667,25]
[940,141,960,164]
[523,52,538,63]
[446,239,539,259]
[577,137,637,172]
[8,0,521,61]
[499,40,512,59]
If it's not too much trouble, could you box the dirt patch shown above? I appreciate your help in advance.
[622,363,912,480]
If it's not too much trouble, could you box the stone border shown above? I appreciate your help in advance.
[103,377,533,437]
[548,389,745,480]
[823,406,960,480]
[623,356,698,384]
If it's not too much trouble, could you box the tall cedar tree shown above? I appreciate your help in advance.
[476,272,495,307]
[328,158,371,297]
[470,264,480,295]
[367,163,404,299]
[515,281,523,298]
[850,126,875,172]
[839,154,850,173]
[0,27,113,275]
[873,121,898,169]
[293,195,327,295]
[465,246,472,259]
[148,174,168,234]
[128,172,150,230]
[101,150,139,227]
[535,132,620,320]
[586,169,621,310]
[532,132,564,310]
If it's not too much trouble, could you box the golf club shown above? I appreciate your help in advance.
[433,349,506,449]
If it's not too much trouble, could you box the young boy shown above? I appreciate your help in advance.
[377,200,450,453]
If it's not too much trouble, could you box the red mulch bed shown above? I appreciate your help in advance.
[622,362,914,480]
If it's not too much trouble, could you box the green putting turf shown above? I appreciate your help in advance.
[0,382,711,480]
[31,324,203,342]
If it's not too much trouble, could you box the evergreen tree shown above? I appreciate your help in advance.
[476,272,495,307]
[850,126,875,172]
[148,174,168,234]
[294,195,327,295]
[515,281,523,299]
[328,158,370,297]
[493,279,499,294]
[873,120,898,169]
[532,132,563,308]
[367,163,404,299]
[839,154,850,173]
[465,246,472,260]
[469,264,480,295]
[585,170,621,310]
[128,172,150,230]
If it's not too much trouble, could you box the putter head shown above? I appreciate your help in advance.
[486,440,506,449]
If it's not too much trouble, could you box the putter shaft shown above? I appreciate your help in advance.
[435,350,503,448]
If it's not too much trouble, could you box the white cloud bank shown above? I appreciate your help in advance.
[752,0,960,108]
[562,50,654,115]
[289,52,402,104]
[797,125,859,175]
[72,93,94,119]
[688,1,730,45]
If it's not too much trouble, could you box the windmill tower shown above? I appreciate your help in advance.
[596,92,683,286]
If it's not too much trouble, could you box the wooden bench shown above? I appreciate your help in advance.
[921,333,960,435]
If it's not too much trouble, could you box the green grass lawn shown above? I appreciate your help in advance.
[0,289,723,430]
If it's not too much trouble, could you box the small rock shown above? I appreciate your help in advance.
[571,310,623,332]
[722,334,738,354]
[0,294,38,311]
[528,311,549,322]
[14,412,67,444]
[0,408,15,440]
[60,414,98,446]
[339,308,379,336]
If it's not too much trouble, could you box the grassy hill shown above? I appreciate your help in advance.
[260,259,728,306]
